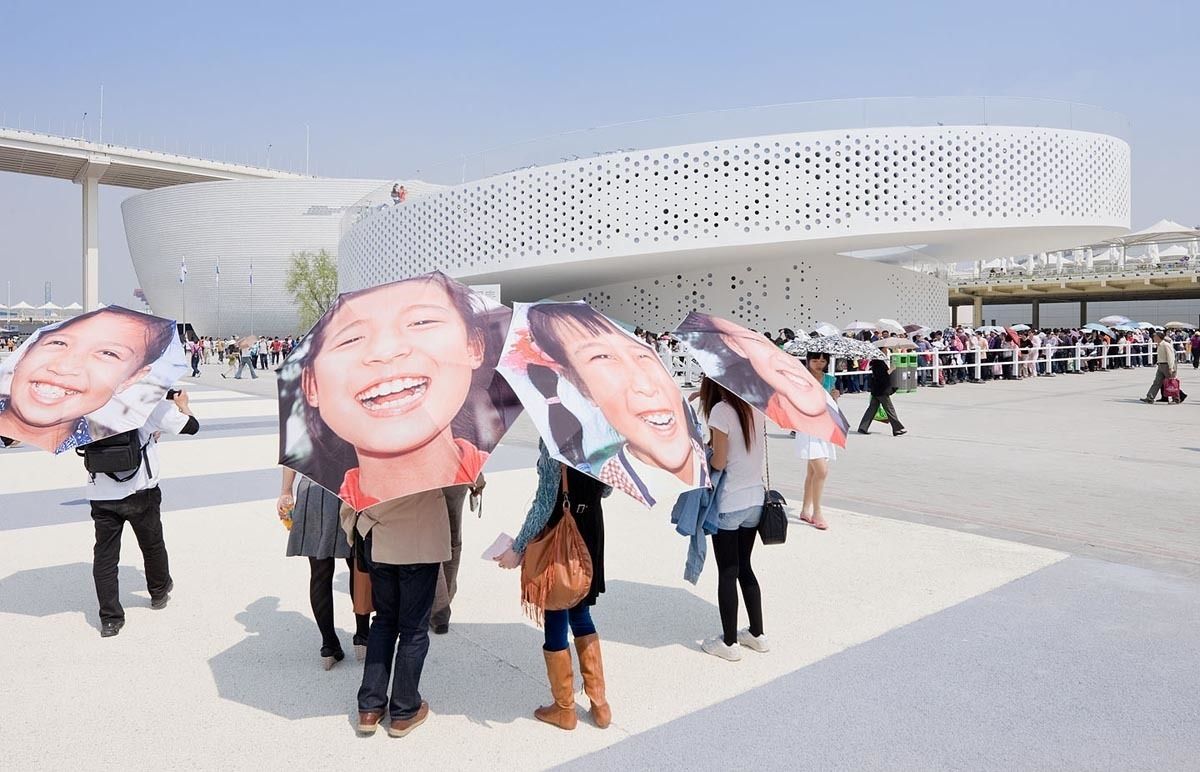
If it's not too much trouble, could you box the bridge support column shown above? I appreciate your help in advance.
[74,158,110,312]
[972,296,983,327]
[1080,300,1088,327]
[1031,299,1040,329]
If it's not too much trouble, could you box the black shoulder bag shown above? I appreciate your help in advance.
[77,430,151,483]
[757,422,788,545]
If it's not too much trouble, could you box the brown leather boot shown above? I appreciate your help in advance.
[574,633,611,728]
[533,648,578,730]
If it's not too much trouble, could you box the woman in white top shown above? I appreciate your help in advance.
[695,377,768,662]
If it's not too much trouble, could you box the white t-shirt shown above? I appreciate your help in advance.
[707,400,765,513]
[86,400,192,501]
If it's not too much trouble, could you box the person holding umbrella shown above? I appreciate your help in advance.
[795,351,841,529]
[694,376,769,661]
[857,359,907,437]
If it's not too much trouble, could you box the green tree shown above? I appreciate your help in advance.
[284,249,339,332]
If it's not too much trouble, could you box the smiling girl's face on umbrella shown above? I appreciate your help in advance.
[551,316,693,476]
[8,311,154,430]
[716,318,826,417]
[303,280,483,456]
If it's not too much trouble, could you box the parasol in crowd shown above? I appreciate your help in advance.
[1164,321,1193,330]
[0,306,187,454]
[1135,322,1157,330]
[1099,315,1133,326]
[877,318,906,334]
[673,311,848,448]
[844,321,877,332]
[498,300,708,509]
[784,335,888,361]
[812,322,842,337]
[1010,324,1031,332]
[1003,326,1021,345]
[1082,323,1114,335]
[276,271,523,508]
[905,325,931,338]
[874,337,917,350]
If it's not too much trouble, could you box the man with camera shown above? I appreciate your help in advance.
[83,389,200,638]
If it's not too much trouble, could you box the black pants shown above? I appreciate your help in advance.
[358,534,439,719]
[432,486,466,628]
[712,527,763,647]
[1192,350,1199,369]
[858,393,906,435]
[90,486,171,624]
[308,557,370,652]
[190,354,200,377]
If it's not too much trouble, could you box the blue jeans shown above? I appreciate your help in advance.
[234,356,257,379]
[358,534,439,719]
[543,604,597,652]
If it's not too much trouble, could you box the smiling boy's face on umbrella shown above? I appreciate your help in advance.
[8,311,154,430]
[551,315,693,477]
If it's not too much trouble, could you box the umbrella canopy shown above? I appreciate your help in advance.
[1002,326,1021,345]
[0,306,187,454]
[1164,321,1193,330]
[1082,323,1114,335]
[874,337,916,350]
[902,324,926,334]
[1099,315,1132,326]
[276,271,524,508]
[1135,322,1157,330]
[844,321,876,332]
[976,325,1004,334]
[498,300,708,509]
[812,322,841,337]
[1010,324,1031,332]
[674,311,848,448]
[877,318,905,334]
[784,335,888,362]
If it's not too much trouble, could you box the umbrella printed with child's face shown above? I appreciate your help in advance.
[0,306,186,454]
[496,301,708,509]
[673,311,848,447]
[276,272,523,509]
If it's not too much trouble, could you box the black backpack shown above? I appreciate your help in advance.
[77,430,151,482]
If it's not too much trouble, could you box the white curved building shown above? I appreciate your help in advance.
[340,123,1129,330]
[121,99,1131,334]
[122,179,391,335]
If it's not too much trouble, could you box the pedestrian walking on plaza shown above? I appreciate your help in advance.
[345,489,449,738]
[1141,331,1187,404]
[258,338,269,370]
[430,476,485,635]
[695,378,769,662]
[232,337,257,379]
[794,352,841,530]
[188,339,201,377]
[1190,330,1200,369]
[857,358,907,436]
[277,468,370,669]
[85,390,200,638]
[495,440,612,731]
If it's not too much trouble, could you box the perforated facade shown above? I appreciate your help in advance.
[339,125,1129,329]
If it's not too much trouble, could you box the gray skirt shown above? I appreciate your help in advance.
[286,476,351,559]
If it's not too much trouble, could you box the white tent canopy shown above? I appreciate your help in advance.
[10,301,34,310]
[63,302,83,311]
[37,302,62,311]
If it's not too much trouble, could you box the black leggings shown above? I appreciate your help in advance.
[309,557,371,651]
[712,527,763,646]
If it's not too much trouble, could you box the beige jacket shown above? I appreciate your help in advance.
[1158,340,1177,371]
[340,488,451,566]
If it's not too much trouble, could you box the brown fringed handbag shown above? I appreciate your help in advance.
[520,466,593,625]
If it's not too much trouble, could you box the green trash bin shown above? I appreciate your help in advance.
[903,352,918,392]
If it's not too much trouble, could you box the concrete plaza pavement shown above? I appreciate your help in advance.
[1,364,1197,770]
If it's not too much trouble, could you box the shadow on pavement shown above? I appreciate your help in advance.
[208,580,720,725]
[208,596,362,721]
[0,561,145,628]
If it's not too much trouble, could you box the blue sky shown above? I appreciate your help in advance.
[0,0,1196,304]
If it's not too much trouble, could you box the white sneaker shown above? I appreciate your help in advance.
[701,636,742,661]
[737,628,770,653]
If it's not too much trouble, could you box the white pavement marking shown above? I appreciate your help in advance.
[0,465,1063,770]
